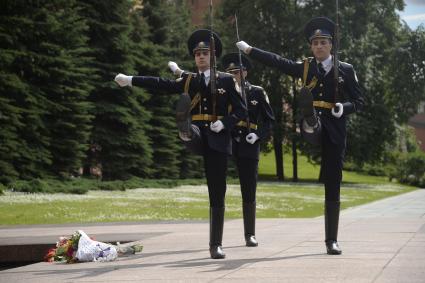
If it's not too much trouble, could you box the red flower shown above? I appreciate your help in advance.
[44,248,56,262]
[45,231,82,264]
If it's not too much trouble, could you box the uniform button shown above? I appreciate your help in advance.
[238,130,242,134]
[319,93,323,96]
[205,123,209,127]
[320,83,323,87]
[203,98,207,101]
[319,111,322,115]
[204,107,207,110]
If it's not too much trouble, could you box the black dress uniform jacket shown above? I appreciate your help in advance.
[132,71,246,154]
[249,47,364,145]
[232,82,275,160]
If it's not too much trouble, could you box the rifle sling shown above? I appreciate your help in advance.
[183,74,200,112]
[303,58,318,90]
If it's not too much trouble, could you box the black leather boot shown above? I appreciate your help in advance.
[325,201,342,255]
[243,202,258,247]
[209,207,225,259]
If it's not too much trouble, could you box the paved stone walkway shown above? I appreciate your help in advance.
[1,189,424,282]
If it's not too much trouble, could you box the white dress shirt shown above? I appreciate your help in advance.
[199,69,210,85]
[317,55,333,75]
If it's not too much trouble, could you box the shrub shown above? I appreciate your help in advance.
[4,177,211,194]
[394,151,425,187]
[97,181,127,191]
[8,179,48,193]
[361,164,388,176]
[67,187,89,194]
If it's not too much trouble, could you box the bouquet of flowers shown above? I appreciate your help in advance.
[45,231,82,263]
[45,230,142,263]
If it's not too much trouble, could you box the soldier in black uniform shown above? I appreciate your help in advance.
[236,17,364,255]
[221,53,275,247]
[169,53,275,247]
[114,29,246,259]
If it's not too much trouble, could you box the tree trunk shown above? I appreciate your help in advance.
[292,78,298,182]
[292,139,298,182]
[274,136,284,181]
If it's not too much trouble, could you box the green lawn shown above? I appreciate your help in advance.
[0,182,415,225]
[0,152,416,225]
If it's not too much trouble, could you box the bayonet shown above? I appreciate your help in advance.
[334,0,340,103]
[235,13,250,132]
[209,0,217,118]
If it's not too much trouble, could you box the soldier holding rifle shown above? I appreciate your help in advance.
[115,29,246,259]
[236,16,364,255]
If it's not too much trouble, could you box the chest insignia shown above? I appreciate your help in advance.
[217,88,226,95]
[250,100,258,106]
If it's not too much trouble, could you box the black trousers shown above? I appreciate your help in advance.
[302,120,345,202]
[182,125,228,207]
[236,156,258,203]
[204,144,228,207]
[320,126,344,201]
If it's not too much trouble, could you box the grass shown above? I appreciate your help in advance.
[0,151,416,225]
[0,182,415,225]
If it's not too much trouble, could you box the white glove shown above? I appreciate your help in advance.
[236,41,252,54]
[210,120,225,133]
[246,133,259,144]
[331,102,344,118]
[114,73,133,87]
[168,61,183,76]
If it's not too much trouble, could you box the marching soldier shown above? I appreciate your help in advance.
[169,53,275,247]
[115,29,246,259]
[236,17,364,255]
[221,53,275,247]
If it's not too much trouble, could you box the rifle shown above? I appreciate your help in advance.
[235,13,250,133]
[209,0,217,119]
[333,0,340,104]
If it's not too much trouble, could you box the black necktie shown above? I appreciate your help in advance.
[318,62,326,76]
[200,73,207,90]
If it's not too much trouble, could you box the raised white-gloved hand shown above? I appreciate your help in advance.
[331,102,344,118]
[114,73,133,87]
[210,120,225,133]
[168,61,183,76]
[246,133,259,144]
[236,41,252,54]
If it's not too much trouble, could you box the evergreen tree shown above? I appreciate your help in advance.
[136,0,182,178]
[0,1,51,180]
[0,0,26,182]
[35,0,94,177]
[0,94,22,183]
[78,0,153,180]
[0,0,94,180]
